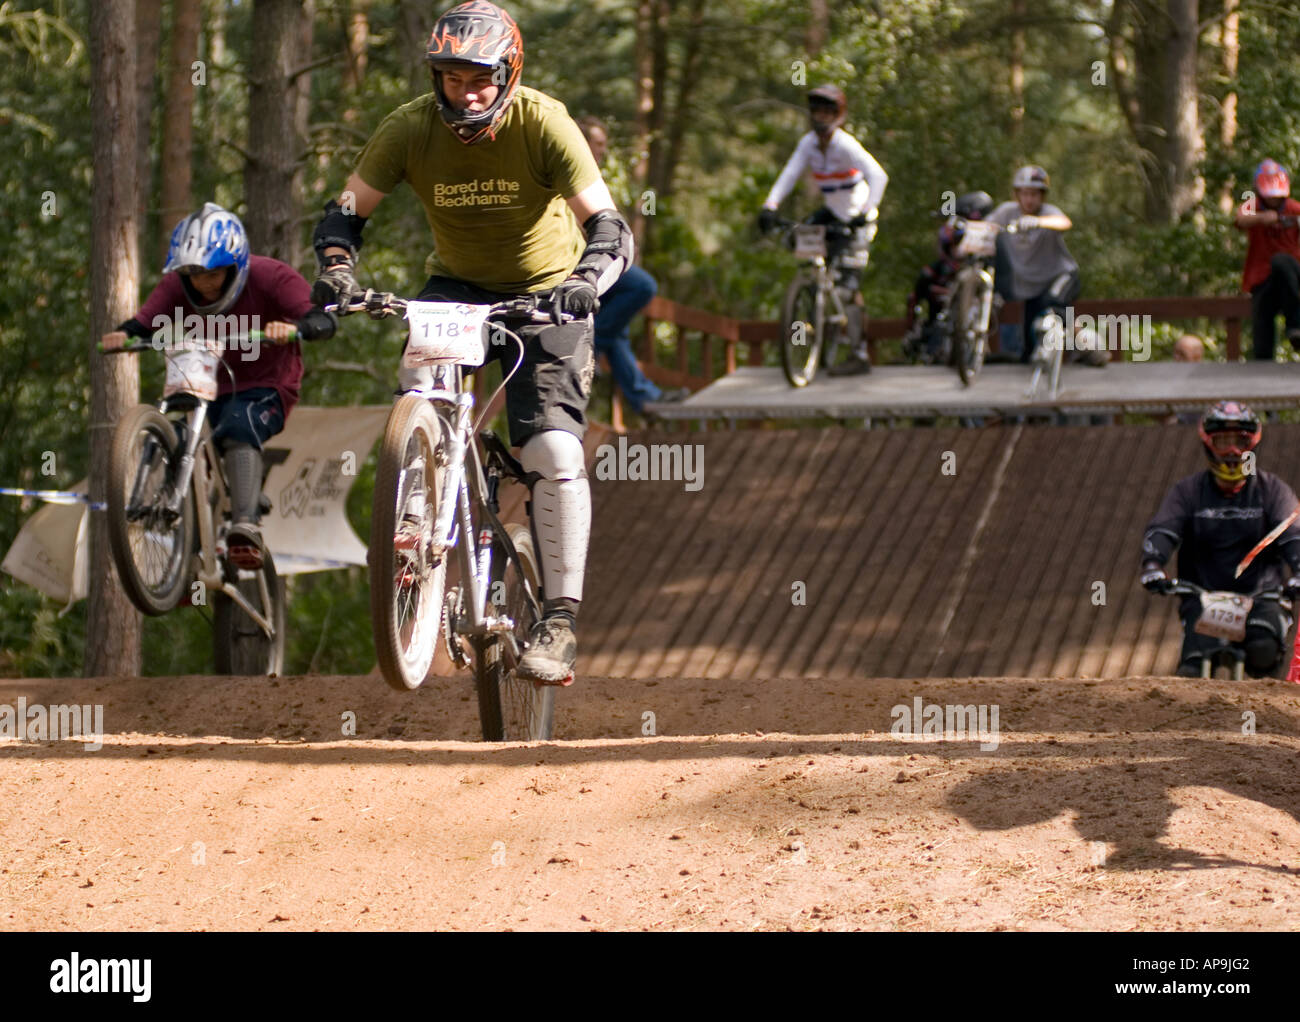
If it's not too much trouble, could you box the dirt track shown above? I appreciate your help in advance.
[2,671,1299,931]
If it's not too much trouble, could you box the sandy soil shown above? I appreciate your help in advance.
[1,671,1299,931]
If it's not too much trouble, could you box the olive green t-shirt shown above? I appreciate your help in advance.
[354,86,600,293]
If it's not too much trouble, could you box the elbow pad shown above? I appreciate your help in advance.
[1141,527,1178,565]
[573,210,633,296]
[312,199,369,263]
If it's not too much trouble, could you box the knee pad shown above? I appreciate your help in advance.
[1244,632,1282,674]
[223,443,263,523]
[1045,272,1076,306]
[520,430,586,482]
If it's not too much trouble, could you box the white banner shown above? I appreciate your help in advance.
[2,405,392,603]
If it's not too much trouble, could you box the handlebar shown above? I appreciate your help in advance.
[324,288,571,325]
[1162,579,1284,601]
[99,327,298,354]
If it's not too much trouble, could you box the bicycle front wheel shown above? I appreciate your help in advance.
[213,549,286,677]
[780,274,824,387]
[106,404,194,615]
[370,395,446,692]
[475,523,552,741]
[954,278,987,387]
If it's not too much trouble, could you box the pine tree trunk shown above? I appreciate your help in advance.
[88,0,142,678]
[806,0,828,56]
[246,0,308,266]
[1219,0,1240,214]
[1165,0,1205,220]
[1009,0,1026,160]
[631,0,655,254]
[158,0,199,263]
[135,0,161,269]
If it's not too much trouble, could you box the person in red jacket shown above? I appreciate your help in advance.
[101,203,336,568]
[1235,159,1300,360]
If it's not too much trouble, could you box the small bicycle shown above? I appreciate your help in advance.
[774,216,870,387]
[101,331,288,675]
[328,290,555,741]
[1156,578,1289,680]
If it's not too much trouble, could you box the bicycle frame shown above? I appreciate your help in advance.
[404,363,532,657]
[151,393,276,637]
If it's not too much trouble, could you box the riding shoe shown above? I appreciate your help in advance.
[227,520,264,571]
[828,354,872,376]
[517,615,577,686]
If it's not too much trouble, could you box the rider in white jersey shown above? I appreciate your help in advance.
[759,85,888,374]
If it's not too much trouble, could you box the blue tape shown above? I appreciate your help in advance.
[0,488,106,511]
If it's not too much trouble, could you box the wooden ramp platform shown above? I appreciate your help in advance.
[645,362,1300,421]
[577,423,1300,680]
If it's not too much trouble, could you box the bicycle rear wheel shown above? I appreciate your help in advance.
[213,549,286,676]
[106,404,194,615]
[370,396,446,692]
[475,523,552,741]
[780,274,823,387]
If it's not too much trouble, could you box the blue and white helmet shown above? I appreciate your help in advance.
[163,202,250,315]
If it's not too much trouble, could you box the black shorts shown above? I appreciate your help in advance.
[209,387,285,451]
[415,275,594,448]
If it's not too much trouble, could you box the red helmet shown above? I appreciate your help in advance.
[1255,159,1290,200]
[807,85,846,136]
[426,2,524,145]
[1199,400,1262,491]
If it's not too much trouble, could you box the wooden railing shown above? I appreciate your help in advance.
[616,294,1254,426]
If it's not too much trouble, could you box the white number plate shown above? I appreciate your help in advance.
[403,302,491,368]
[163,343,221,401]
[1193,591,1252,641]
[955,220,999,258]
[793,225,827,260]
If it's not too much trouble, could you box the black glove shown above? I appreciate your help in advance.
[1283,576,1300,599]
[848,213,869,229]
[549,274,598,324]
[310,253,357,309]
[757,208,779,234]
[1140,564,1172,594]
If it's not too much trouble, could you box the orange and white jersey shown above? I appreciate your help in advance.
[764,128,888,223]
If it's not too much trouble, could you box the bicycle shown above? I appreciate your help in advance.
[941,216,1023,387]
[327,289,555,742]
[774,216,871,387]
[101,330,288,676]
[1154,578,1290,680]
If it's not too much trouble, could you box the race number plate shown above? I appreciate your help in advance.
[1193,591,1252,642]
[403,302,491,368]
[793,225,827,260]
[955,220,999,258]
[163,342,221,401]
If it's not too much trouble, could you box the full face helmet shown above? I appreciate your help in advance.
[162,202,250,316]
[426,1,524,145]
[955,191,994,220]
[807,85,846,138]
[1199,400,1262,491]
[1254,159,1291,200]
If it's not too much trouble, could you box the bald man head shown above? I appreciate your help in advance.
[1173,334,1204,362]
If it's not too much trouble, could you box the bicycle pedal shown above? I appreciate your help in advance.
[227,545,263,571]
